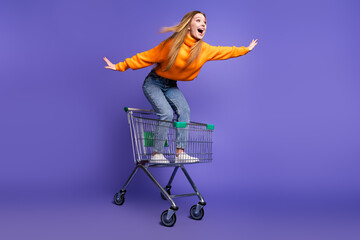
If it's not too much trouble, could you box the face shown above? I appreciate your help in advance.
[188,13,207,40]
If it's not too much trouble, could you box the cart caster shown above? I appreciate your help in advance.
[160,186,171,200]
[161,210,177,227]
[113,192,125,205]
[190,204,204,220]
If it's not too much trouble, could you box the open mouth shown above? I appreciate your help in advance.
[197,29,204,34]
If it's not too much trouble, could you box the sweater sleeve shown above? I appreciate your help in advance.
[203,43,250,61]
[115,41,166,71]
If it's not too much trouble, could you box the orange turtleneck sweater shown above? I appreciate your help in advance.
[115,34,249,81]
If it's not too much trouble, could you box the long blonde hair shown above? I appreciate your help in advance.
[159,11,206,72]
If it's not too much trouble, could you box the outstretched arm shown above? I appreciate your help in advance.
[103,57,116,71]
[204,38,259,61]
[103,41,168,72]
[248,39,258,51]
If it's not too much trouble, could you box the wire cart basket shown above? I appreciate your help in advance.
[113,107,214,227]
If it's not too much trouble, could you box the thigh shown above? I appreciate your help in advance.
[164,87,190,120]
[142,77,173,121]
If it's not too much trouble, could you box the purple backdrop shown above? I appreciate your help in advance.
[1,0,359,239]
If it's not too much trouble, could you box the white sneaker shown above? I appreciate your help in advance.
[175,152,199,163]
[150,153,170,164]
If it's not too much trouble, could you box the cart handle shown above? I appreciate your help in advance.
[124,107,214,129]
[124,107,154,113]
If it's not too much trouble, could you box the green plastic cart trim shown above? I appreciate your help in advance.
[206,124,214,130]
[124,107,129,112]
[143,132,169,147]
[173,122,187,128]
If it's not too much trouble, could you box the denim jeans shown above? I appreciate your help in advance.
[142,70,190,153]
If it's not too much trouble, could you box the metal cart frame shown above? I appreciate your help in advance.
[113,107,214,227]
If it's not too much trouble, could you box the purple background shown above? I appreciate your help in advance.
[1,0,359,239]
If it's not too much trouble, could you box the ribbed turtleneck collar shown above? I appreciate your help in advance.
[184,33,198,47]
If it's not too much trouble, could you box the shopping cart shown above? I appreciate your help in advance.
[113,107,214,227]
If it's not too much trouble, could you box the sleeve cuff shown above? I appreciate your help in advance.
[115,62,130,71]
[237,46,250,55]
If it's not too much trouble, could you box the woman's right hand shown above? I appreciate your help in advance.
[103,57,117,71]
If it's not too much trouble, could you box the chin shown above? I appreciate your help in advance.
[198,33,205,39]
[195,35,204,40]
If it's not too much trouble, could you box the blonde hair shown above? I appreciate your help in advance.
[159,11,206,72]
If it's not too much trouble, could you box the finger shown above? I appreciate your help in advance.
[104,57,112,64]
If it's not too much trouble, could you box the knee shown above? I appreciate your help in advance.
[158,109,173,121]
[177,105,190,121]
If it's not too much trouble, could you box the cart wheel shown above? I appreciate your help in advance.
[161,210,176,227]
[190,205,204,220]
[160,187,171,200]
[113,192,125,205]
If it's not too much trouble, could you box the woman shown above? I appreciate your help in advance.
[104,11,258,163]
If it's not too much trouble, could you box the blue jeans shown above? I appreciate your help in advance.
[142,70,190,153]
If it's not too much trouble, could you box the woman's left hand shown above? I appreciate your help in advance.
[103,57,117,71]
[248,39,258,51]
